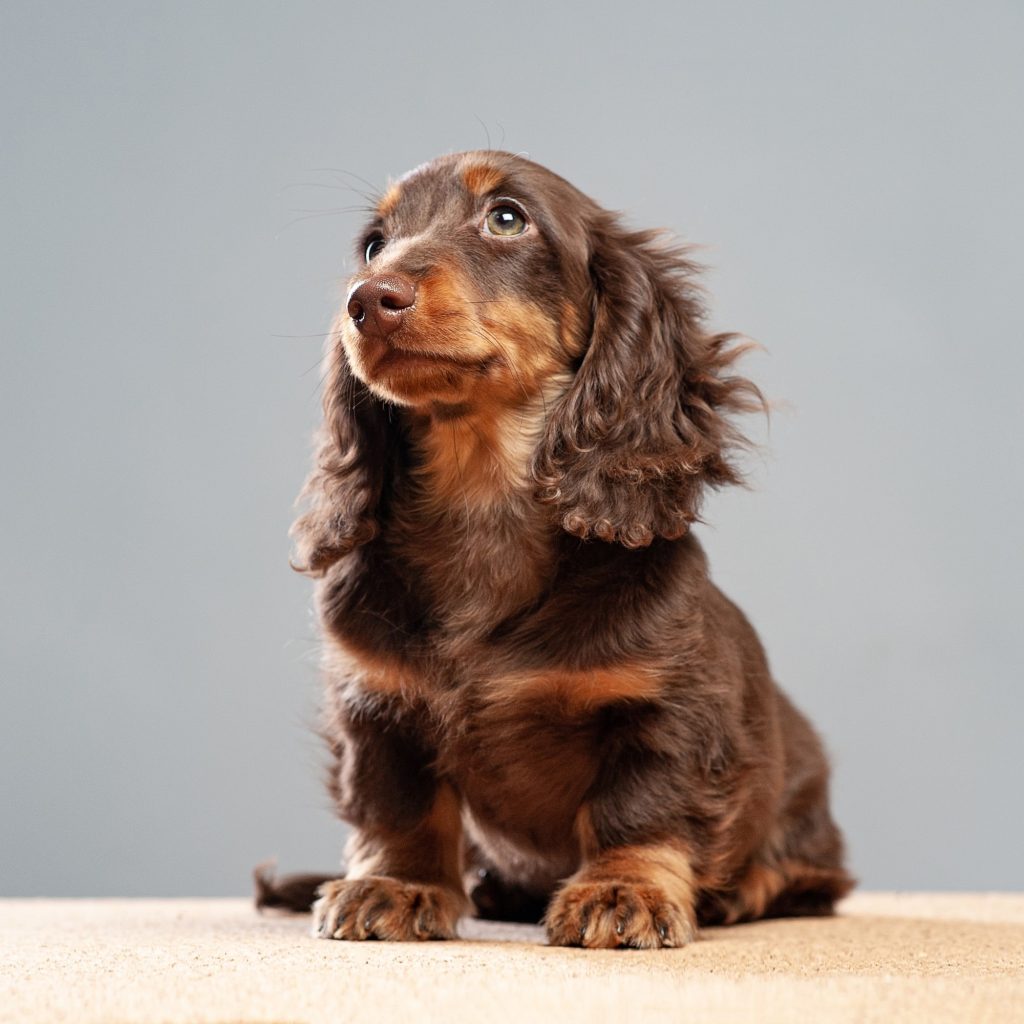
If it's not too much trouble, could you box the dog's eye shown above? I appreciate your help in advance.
[484,205,527,237]
[364,236,386,262]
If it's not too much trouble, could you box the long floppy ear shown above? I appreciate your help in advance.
[535,214,763,548]
[289,319,394,577]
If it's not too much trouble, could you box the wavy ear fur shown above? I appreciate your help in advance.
[535,214,763,548]
[290,322,393,577]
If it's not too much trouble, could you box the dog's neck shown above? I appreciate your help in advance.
[392,382,567,634]
[402,375,568,512]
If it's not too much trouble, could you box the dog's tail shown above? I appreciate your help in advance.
[253,861,339,914]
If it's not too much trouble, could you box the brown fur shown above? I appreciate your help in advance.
[264,151,854,948]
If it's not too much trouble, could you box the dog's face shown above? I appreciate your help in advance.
[339,152,595,410]
[293,151,761,574]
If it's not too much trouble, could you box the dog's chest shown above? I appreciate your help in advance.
[391,497,553,636]
[430,689,601,871]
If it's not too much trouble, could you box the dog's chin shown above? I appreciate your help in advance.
[347,337,496,408]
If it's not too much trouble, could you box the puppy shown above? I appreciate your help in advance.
[260,151,853,948]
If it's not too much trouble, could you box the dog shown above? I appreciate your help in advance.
[256,150,854,948]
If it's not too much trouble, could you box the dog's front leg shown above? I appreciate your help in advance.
[313,786,467,941]
[313,697,467,941]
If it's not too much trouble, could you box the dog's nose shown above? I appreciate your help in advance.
[347,276,417,338]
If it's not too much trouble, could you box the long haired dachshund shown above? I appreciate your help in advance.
[257,151,853,948]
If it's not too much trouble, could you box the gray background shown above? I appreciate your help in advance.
[2,0,1021,897]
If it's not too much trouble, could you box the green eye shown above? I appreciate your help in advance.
[484,204,527,237]
[364,236,386,261]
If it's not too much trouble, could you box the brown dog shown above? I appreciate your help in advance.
[257,151,853,948]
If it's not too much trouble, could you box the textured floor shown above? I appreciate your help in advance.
[2,894,1023,1023]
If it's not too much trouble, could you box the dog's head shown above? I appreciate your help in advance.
[292,151,761,574]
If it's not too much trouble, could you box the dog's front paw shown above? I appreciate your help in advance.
[545,880,696,949]
[312,876,464,941]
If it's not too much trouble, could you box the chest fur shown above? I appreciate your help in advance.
[389,492,553,639]
[437,690,600,870]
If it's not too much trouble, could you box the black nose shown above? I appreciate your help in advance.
[347,275,417,338]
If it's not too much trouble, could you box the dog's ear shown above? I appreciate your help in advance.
[535,214,763,548]
[290,319,394,577]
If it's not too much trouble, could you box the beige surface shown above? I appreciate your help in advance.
[1,894,1023,1023]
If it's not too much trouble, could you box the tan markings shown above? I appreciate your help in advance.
[351,662,432,700]
[703,857,854,925]
[377,180,402,217]
[545,840,697,948]
[411,394,544,507]
[344,782,465,891]
[777,858,855,895]
[575,839,695,892]
[461,161,505,196]
[774,858,854,910]
[559,299,587,358]
[414,263,499,362]
[721,861,786,924]
[691,801,776,895]
[478,296,566,384]
[483,664,662,712]
[321,638,431,700]
[573,804,600,863]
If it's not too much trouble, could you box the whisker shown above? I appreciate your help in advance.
[272,329,345,340]
[463,417,504,468]
[281,182,372,194]
[303,167,383,206]
[300,352,329,378]
[345,373,355,416]
[287,206,372,215]
[434,308,533,405]
[277,209,366,235]
[311,363,333,399]
[466,321,534,404]
[473,114,492,152]
[449,421,472,521]
[478,330,532,404]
